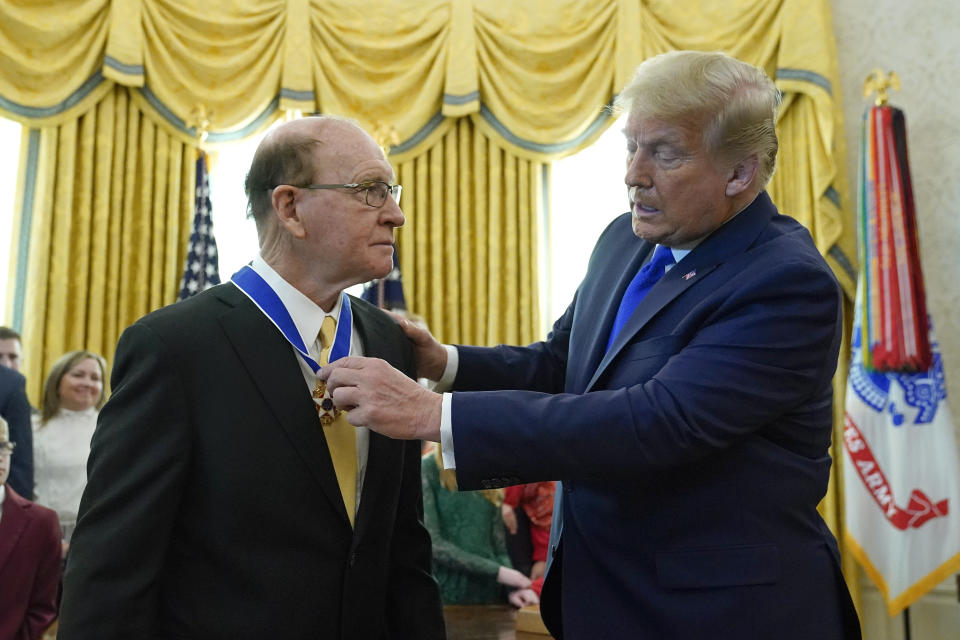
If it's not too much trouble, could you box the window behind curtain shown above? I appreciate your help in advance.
[0,117,23,322]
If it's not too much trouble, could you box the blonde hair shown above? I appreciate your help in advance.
[40,350,108,424]
[433,445,502,506]
[615,50,781,188]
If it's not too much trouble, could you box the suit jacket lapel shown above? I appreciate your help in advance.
[215,284,352,526]
[586,192,778,391]
[567,234,652,394]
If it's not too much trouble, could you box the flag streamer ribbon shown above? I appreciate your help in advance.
[844,95,960,617]
[859,106,931,372]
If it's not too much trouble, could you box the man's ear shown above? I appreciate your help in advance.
[271,185,307,239]
[725,155,759,197]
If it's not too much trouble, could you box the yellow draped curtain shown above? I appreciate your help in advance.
[0,0,859,611]
[397,117,542,346]
[7,86,195,402]
[0,0,858,299]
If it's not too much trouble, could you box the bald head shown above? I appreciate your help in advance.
[244,116,380,242]
[246,116,402,308]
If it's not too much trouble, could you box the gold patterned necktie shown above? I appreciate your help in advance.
[316,315,357,526]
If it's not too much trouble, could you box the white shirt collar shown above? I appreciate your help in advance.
[668,246,691,264]
[249,256,342,354]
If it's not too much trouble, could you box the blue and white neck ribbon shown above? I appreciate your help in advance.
[230,265,353,374]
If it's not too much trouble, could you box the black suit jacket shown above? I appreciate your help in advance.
[0,365,34,499]
[59,284,445,639]
[450,193,860,639]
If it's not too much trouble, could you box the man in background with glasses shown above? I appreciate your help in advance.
[59,116,445,639]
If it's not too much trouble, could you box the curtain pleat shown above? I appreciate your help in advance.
[102,90,130,355]
[397,118,540,346]
[12,86,194,403]
[769,96,850,277]
[87,94,117,358]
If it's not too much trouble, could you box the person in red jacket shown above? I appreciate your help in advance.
[502,481,556,580]
[0,414,62,639]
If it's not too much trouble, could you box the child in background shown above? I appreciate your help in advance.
[501,481,556,580]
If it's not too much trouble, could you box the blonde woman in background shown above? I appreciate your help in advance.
[32,350,106,555]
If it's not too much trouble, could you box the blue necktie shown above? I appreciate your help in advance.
[605,245,675,351]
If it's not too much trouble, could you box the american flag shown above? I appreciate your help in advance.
[178,151,221,300]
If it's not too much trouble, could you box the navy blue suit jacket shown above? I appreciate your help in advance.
[0,365,34,499]
[450,193,859,639]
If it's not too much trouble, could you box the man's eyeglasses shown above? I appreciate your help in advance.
[282,181,402,208]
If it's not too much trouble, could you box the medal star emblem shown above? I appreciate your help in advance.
[313,378,341,426]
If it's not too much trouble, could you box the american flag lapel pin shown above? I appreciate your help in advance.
[682,270,696,281]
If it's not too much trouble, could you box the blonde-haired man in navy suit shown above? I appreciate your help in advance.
[322,51,861,640]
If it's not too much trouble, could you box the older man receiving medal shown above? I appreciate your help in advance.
[59,116,446,640]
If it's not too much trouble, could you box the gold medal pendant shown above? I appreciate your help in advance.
[316,392,341,426]
[313,379,326,399]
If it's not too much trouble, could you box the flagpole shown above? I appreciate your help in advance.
[871,68,913,640]
[177,103,222,301]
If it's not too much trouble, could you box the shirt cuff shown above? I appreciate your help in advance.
[432,344,459,392]
[440,392,456,470]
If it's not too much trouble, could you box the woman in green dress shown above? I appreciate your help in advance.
[421,447,538,606]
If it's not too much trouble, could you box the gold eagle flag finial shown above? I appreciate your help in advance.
[186,103,213,148]
[863,68,900,107]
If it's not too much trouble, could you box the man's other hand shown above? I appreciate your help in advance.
[387,312,448,381]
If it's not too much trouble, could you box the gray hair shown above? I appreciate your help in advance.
[243,114,366,232]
